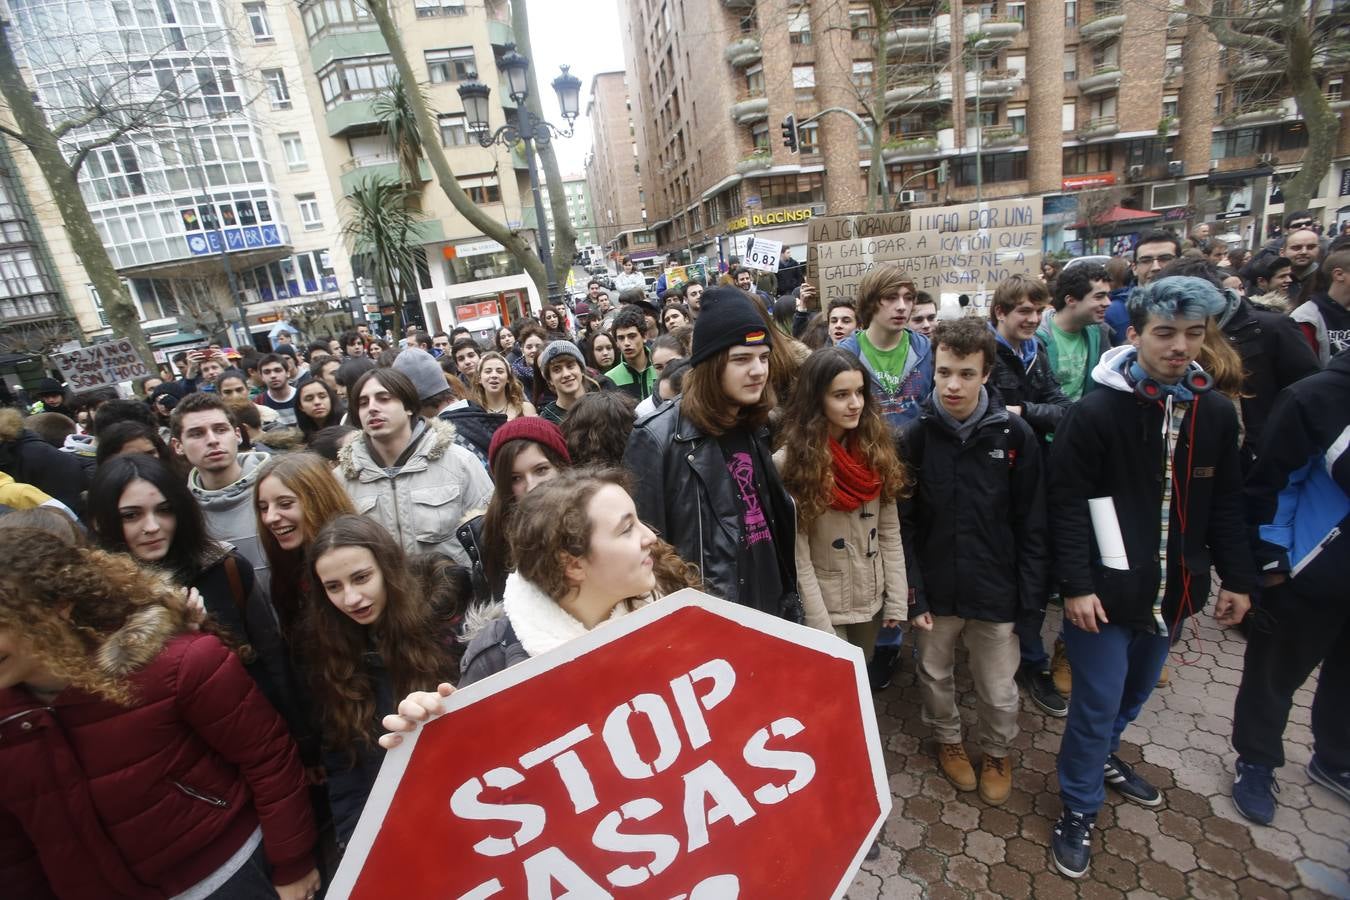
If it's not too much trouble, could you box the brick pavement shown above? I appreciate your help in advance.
[847,605,1350,899]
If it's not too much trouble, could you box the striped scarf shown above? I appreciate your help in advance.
[1153,396,1189,636]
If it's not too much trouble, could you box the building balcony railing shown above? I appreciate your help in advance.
[734,150,772,174]
[885,14,952,54]
[339,157,431,194]
[1077,115,1119,139]
[1228,56,1280,80]
[965,69,1024,98]
[1224,99,1290,125]
[1080,11,1126,42]
[981,125,1022,147]
[729,94,769,124]
[721,0,754,8]
[724,36,762,68]
[879,133,939,161]
[978,15,1023,41]
[1078,64,1122,95]
[884,74,952,108]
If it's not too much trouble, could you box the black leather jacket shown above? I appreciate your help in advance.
[624,399,799,617]
[989,339,1073,443]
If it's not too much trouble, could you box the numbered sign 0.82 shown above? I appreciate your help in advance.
[742,236,782,272]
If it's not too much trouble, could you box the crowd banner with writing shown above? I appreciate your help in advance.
[328,590,890,900]
[743,237,783,273]
[808,199,1042,304]
[50,339,151,394]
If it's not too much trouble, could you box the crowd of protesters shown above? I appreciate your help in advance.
[0,212,1347,895]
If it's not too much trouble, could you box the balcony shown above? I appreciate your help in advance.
[965,69,1024,98]
[487,18,514,48]
[734,150,772,174]
[966,12,1023,48]
[1228,56,1280,80]
[1078,64,1122,95]
[723,36,762,68]
[879,133,939,161]
[885,14,951,54]
[981,125,1022,148]
[1080,12,1126,42]
[325,98,383,138]
[1168,10,1188,29]
[721,0,754,8]
[884,74,952,108]
[1224,99,1290,126]
[339,158,432,195]
[729,94,769,124]
[1077,115,1119,140]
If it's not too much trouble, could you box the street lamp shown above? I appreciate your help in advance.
[457,46,579,305]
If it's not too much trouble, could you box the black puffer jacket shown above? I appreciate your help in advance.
[624,398,798,616]
[438,401,506,470]
[0,408,92,518]
[989,339,1073,443]
[1221,299,1320,464]
[898,393,1049,622]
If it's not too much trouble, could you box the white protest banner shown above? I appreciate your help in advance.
[328,590,890,900]
[50,339,151,394]
[742,236,782,272]
[809,198,1042,304]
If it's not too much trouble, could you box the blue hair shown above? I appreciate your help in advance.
[1126,276,1228,332]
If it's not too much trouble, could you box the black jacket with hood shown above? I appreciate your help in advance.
[898,391,1049,622]
[988,337,1073,443]
[1220,298,1320,462]
[1049,346,1257,633]
[0,408,92,518]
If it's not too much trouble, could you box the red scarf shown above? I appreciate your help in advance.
[829,438,881,511]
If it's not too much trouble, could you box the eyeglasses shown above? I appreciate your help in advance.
[1136,254,1177,266]
[1288,220,1314,230]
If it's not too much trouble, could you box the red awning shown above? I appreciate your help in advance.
[1072,206,1163,229]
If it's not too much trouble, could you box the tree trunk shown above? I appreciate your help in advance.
[510,0,578,272]
[366,0,549,300]
[1272,6,1337,213]
[869,0,889,212]
[0,26,155,368]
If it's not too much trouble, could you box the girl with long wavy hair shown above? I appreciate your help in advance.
[776,347,913,650]
[255,452,356,637]
[0,529,319,900]
[378,468,700,748]
[473,350,537,420]
[302,514,468,850]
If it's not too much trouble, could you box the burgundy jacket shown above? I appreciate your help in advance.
[0,609,315,899]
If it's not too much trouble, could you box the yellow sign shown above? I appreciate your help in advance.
[726,207,815,233]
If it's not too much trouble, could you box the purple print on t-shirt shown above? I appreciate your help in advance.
[727,452,772,546]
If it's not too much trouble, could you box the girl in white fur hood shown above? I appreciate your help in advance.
[379,468,698,749]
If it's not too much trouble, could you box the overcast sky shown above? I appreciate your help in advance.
[525,0,626,178]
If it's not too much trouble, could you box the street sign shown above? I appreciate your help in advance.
[50,339,150,393]
[328,590,889,900]
[743,236,782,272]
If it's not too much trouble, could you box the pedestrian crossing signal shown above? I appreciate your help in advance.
[782,115,798,153]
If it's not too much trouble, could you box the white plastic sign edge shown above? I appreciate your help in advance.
[328,588,891,900]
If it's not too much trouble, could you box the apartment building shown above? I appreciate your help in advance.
[0,140,79,342]
[585,71,657,263]
[544,175,598,252]
[616,0,1350,262]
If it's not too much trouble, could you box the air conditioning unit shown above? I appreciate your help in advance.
[1209,158,1220,170]
[898,190,918,204]
[1126,165,1144,181]
[1167,160,1185,177]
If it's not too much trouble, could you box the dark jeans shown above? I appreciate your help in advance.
[1232,579,1350,770]
[1015,605,1050,672]
[210,841,278,899]
[1058,621,1170,813]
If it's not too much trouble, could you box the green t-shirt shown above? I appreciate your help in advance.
[1047,320,1087,401]
[857,331,911,395]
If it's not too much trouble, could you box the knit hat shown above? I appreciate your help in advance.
[392,348,449,402]
[574,300,592,317]
[487,416,571,469]
[689,287,773,367]
[537,341,586,378]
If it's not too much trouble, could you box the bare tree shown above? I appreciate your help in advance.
[0,316,81,356]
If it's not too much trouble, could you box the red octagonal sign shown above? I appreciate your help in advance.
[329,590,890,899]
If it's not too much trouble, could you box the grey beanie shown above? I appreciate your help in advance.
[392,348,449,401]
[537,340,586,375]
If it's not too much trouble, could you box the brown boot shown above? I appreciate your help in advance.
[1156,665,1170,688]
[1051,639,1072,696]
[937,742,978,792]
[979,754,1013,806]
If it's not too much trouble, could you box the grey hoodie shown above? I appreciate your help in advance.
[189,451,271,588]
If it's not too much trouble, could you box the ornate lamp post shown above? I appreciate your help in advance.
[458,47,581,305]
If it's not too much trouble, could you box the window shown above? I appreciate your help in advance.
[1214,91,1225,115]
[1065,1,1078,26]
[852,61,873,90]
[317,55,396,110]
[952,151,1027,186]
[1164,43,1183,79]
[751,172,824,208]
[1211,128,1262,158]
[414,0,465,16]
[1008,105,1026,134]
[244,2,273,40]
[1062,101,1077,132]
[848,3,872,38]
[297,194,322,229]
[792,65,815,93]
[788,9,812,45]
[300,0,374,42]
[745,63,765,95]
[1325,78,1343,103]
[1162,94,1179,120]
[438,113,469,146]
[263,69,290,108]
[1063,145,1113,174]
[461,175,501,204]
[280,133,306,169]
[1006,53,1027,77]
[751,121,769,149]
[798,121,819,154]
[425,47,476,84]
[1152,182,1188,209]
[1064,50,1078,81]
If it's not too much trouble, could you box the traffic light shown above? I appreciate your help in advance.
[781,115,798,153]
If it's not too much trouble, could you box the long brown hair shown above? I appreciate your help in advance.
[473,351,527,413]
[302,515,458,755]
[481,437,571,595]
[1198,318,1247,399]
[0,530,191,705]
[680,346,776,437]
[778,348,911,524]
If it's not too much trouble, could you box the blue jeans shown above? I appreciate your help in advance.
[1014,606,1049,671]
[1057,621,1170,814]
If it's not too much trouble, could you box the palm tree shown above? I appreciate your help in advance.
[342,176,420,334]
[373,74,426,194]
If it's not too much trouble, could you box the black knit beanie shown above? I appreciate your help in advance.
[689,288,773,367]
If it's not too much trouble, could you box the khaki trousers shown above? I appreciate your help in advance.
[916,616,1020,756]
[834,613,883,660]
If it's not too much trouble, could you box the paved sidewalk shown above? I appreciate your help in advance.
[848,606,1350,899]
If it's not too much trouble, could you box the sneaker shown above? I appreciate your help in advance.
[1308,756,1350,805]
[1020,668,1068,718]
[1050,639,1072,696]
[868,644,899,692]
[1232,759,1278,825]
[979,754,1013,806]
[937,741,978,792]
[1104,753,1163,807]
[1051,810,1095,879]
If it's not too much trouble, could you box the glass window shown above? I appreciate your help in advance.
[263,69,290,108]
[745,63,764,95]
[1063,145,1113,174]
[438,113,469,146]
[787,9,812,45]
[243,2,272,40]
[425,47,476,84]
[852,60,873,90]
[1162,95,1179,119]
[848,3,871,38]
[792,65,815,90]
[1152,182,1187,208]
[799,121,819,154]
[1062,101,1076,132]
[280,133,306,169]
[1065,1,1078,26]
[297,193,322,228]
[751,121,769,149]
[1008,106,1027,133]
[414,0,466,17]
[952,152,1027,186]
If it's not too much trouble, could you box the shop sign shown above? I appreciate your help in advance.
[1062,174,1117,190]
[726,207,815,233]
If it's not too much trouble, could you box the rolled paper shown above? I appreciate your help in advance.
[1088,496,1130,571]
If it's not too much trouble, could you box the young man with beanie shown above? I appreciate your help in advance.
[337,366,492,566]
[900,318,1048,807]
[537,341,598,424]
[1047,276,1255,879]
[625,287,802,621]
[1229,347,1350,825]
[27,377,68,414]
[393,347,494,466]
